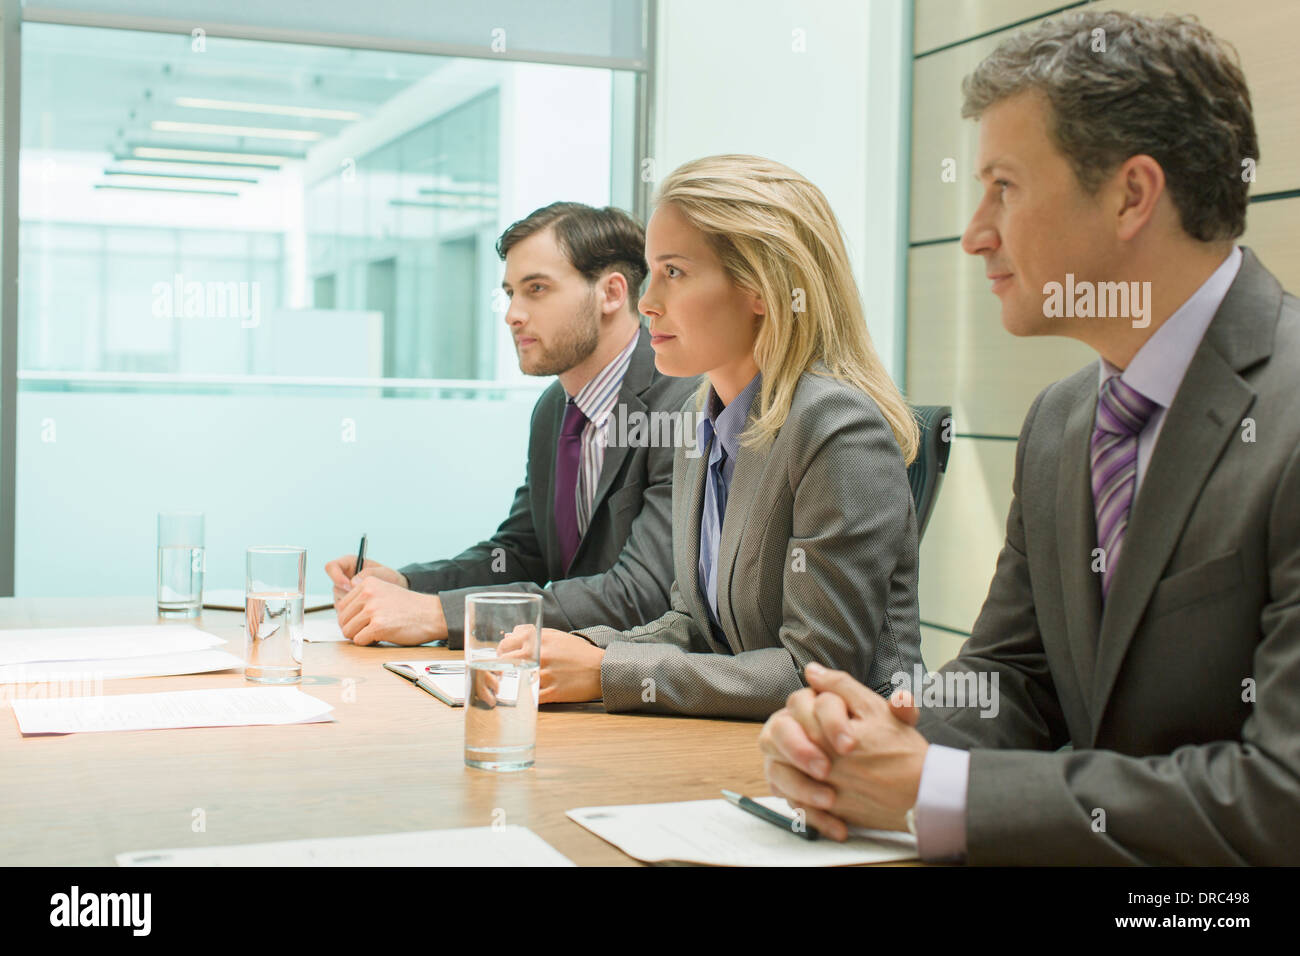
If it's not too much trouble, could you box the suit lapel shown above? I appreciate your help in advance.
[716,410,768,654]
[679,434,726,652]
[1055,386,1104,715]
[1087,249,1276,739]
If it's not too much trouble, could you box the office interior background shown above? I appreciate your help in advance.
[0,0,1295,672]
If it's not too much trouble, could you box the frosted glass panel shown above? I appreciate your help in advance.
[15,389,543,598]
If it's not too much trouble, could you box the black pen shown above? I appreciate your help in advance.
[354,533,368,578]
[722,789,820,841]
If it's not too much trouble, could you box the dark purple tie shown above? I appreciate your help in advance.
[555,400,588,572]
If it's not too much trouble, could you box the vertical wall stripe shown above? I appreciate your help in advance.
[896,0,915,392]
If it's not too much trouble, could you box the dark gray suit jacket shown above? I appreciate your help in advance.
[916,247,1300,864]
[577,366,924,720]
[400,326,701,648]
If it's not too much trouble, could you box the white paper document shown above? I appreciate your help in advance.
[11,686,334,735]
[116,825,574,867]
[303,618,347,642]
[0,625,223,667]
[203,589,333,612]
[567,796,918,866]
[244,618,403,646]
[0,647,244,684]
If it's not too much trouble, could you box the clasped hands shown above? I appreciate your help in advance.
[759,662,930,841]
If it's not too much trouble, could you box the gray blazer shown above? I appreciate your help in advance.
[576,366,924,720]
[400,326,701,648]
[916,247,1300,864]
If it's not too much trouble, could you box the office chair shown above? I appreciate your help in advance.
[906,405,952,541]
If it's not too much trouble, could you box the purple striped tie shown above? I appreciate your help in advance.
[554,400,588,572]
[1090,375,1158,601]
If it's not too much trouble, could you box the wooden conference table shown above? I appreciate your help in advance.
[0,596,778,866]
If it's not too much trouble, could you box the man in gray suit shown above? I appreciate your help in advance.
[325,203,700,648]
[758,10,1300,864]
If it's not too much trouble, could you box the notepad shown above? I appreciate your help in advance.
[11,686,334,735]
[384,660,520,707]
[0,625,223,667]
[116,825,574,867]
[567,796,919,866]
[384,660,467,706]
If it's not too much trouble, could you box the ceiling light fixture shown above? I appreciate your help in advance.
[151,120,322,142]
[174,96,362,121]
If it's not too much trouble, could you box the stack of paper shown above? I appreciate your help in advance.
[567,796,918,866]
[117,825,573,866]
[11,686,334,735]
[0,625,243,683]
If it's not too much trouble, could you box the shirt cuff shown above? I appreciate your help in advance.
[914,744,970,862]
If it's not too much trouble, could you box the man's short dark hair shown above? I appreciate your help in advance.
[962,10,1258,242]
[496,202,647,303]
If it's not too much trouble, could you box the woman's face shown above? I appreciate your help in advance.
[639,203,763,393]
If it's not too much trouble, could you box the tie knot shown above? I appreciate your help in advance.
[1096,375,1157,437]
[561,400,587,437]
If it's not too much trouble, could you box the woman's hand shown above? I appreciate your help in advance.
[499,627,605,703]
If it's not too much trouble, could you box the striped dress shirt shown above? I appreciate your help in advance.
[567,327,640,535]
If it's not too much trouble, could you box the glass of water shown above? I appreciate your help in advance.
[464,593,542,772]
[244,546,306,684]
[157,512,204,618]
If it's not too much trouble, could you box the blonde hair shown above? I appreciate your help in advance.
[653,154,918,464]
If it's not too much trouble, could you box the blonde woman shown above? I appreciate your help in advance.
[501,155,924,720]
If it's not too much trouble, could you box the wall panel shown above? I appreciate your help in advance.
[918,436,1015,636]
[1242,198,1300,294]
[914,0,1084,55]
[906,241,1096,437]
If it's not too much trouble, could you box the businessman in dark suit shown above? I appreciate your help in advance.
[325,203,700,648]
[758,10,1300,863]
